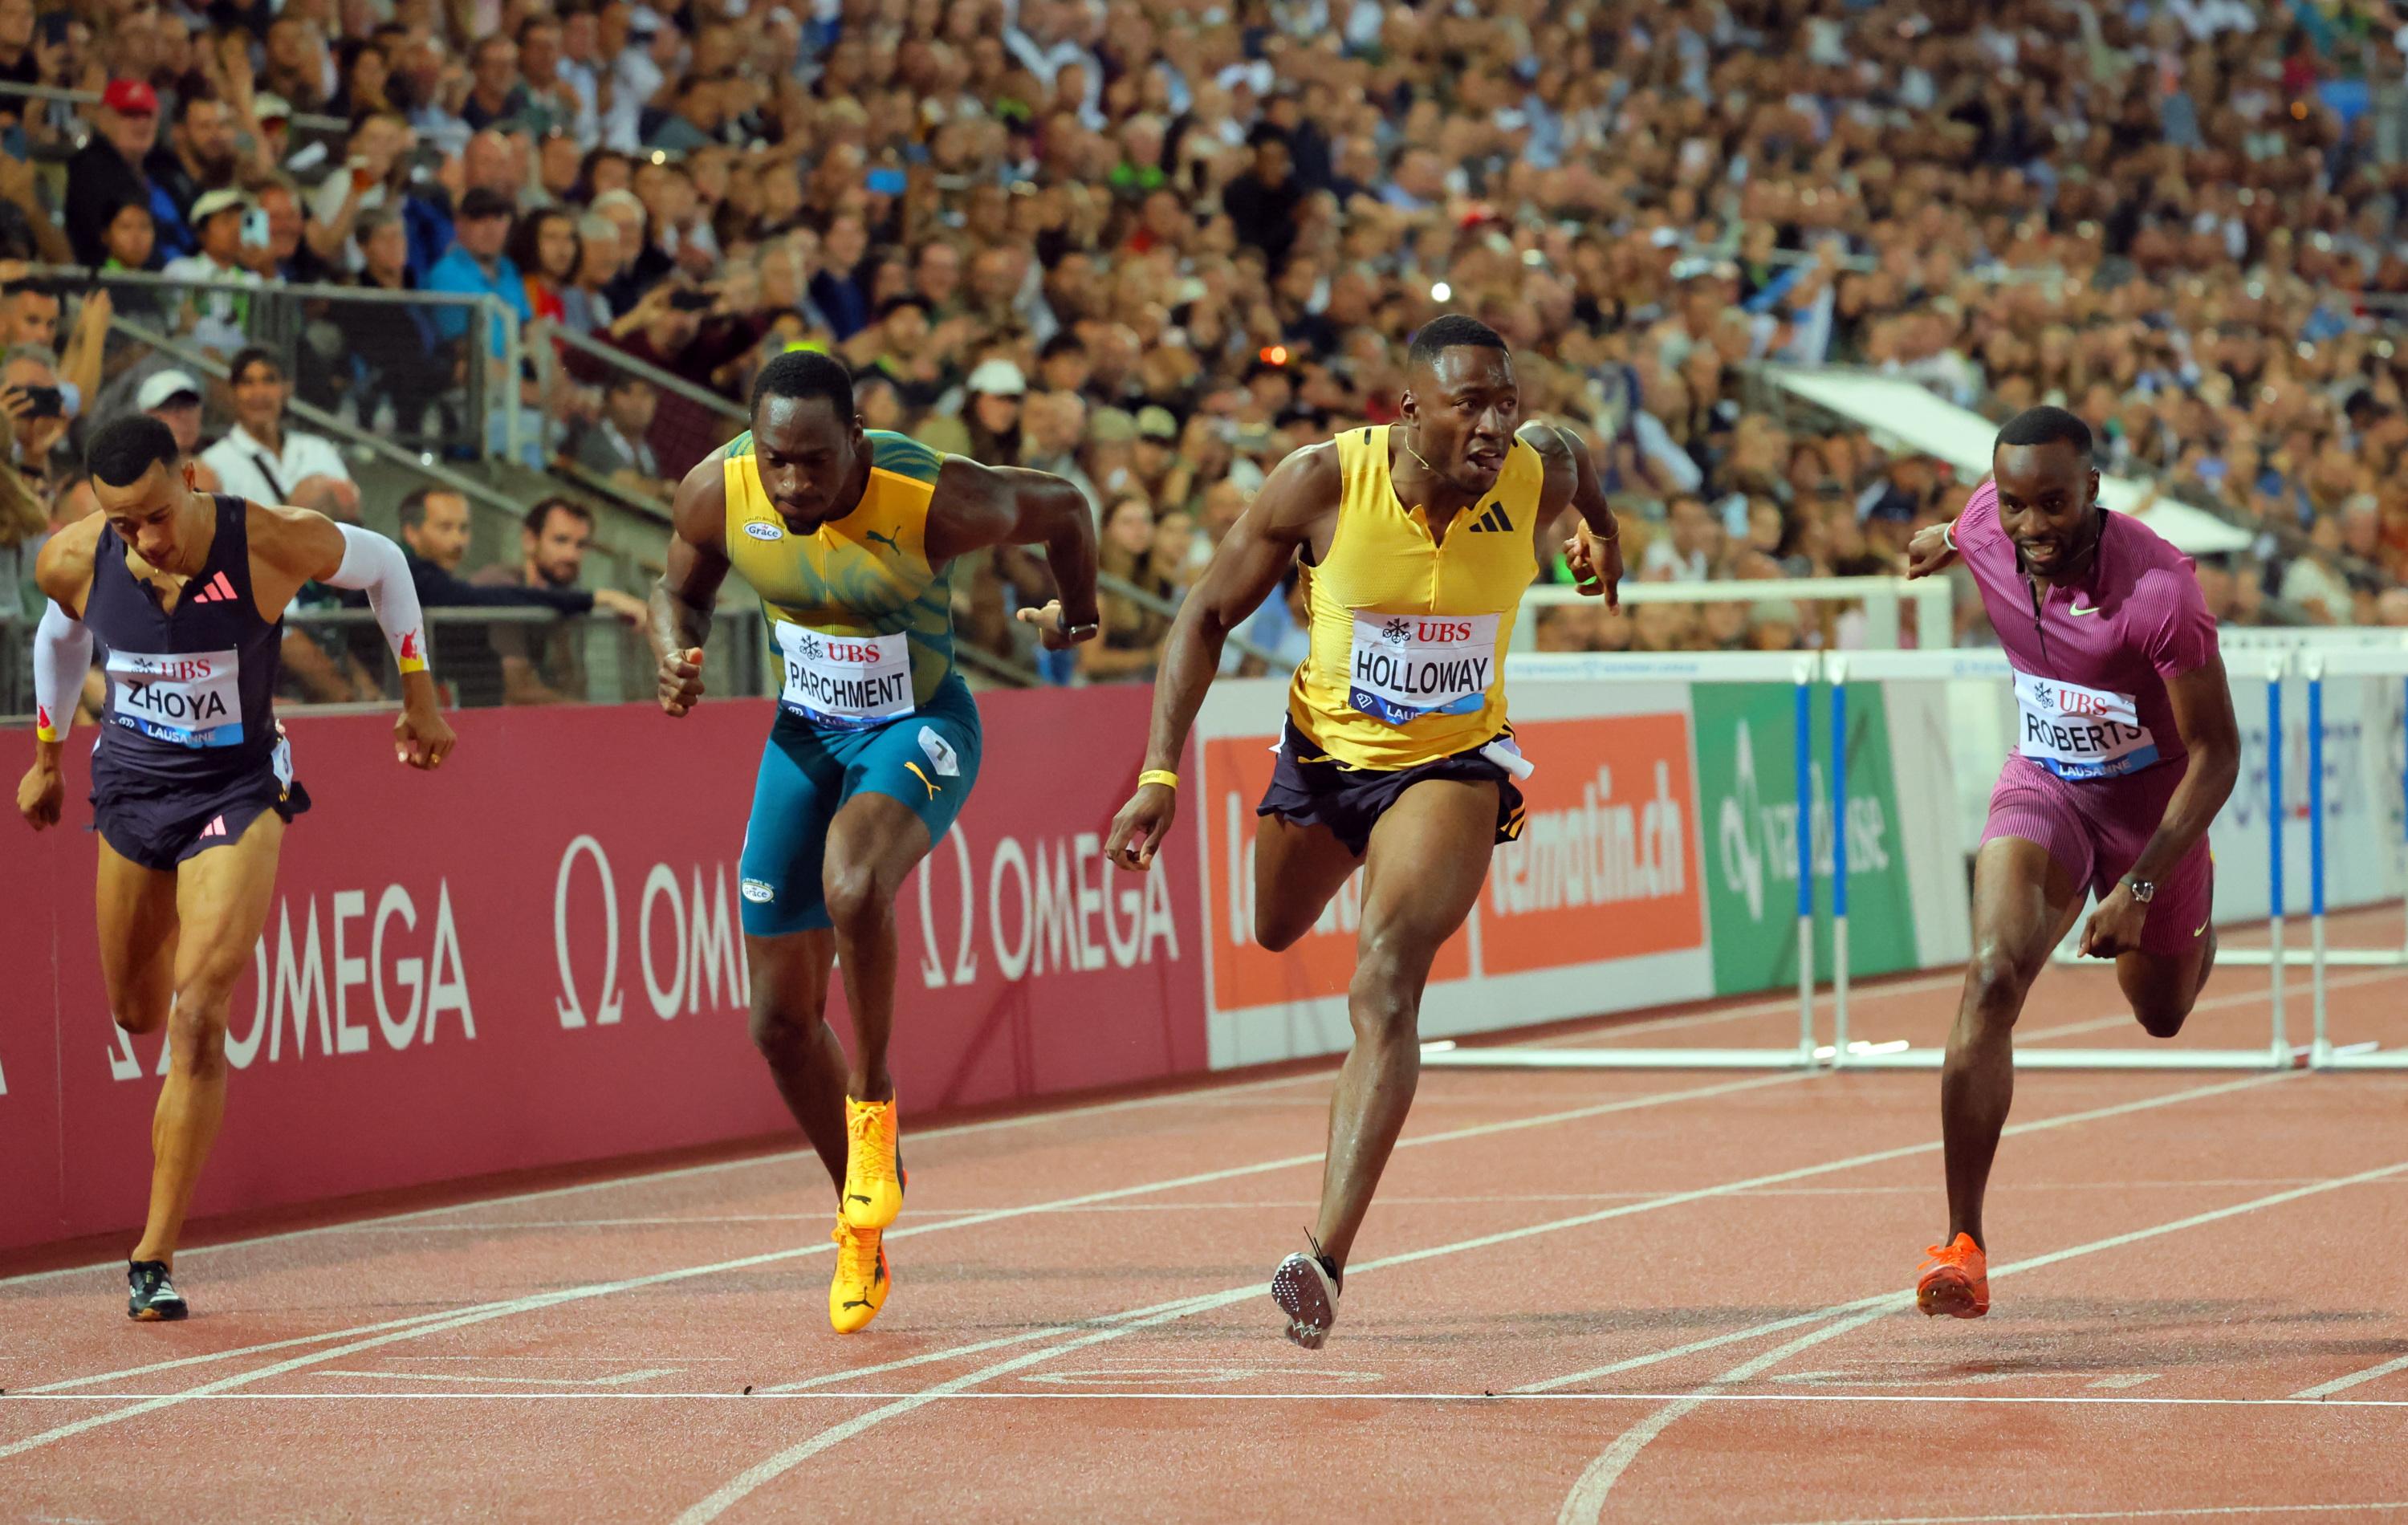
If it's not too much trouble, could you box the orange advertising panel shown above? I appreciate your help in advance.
[1478,714,1705,974]
[1202,734,1471,1011]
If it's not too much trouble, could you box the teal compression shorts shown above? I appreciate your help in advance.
[738,675,982,937]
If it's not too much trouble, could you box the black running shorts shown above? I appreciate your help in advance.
[1256,717,1524,858]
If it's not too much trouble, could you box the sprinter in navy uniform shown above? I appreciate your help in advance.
[15,416,454,1321]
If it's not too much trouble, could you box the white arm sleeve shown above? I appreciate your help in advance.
[321,524,430,675]
[32,600,94,742]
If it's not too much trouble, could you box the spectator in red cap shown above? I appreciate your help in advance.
[66,79,174,267]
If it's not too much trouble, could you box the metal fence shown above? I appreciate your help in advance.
[0,604,771,722]
[14,263,519,464]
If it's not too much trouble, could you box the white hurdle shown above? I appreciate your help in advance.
[1828,647,2288,1071]
[2303,645,2408,1069]
[1423,651,1823,1072]
[1423,642,2406,1075]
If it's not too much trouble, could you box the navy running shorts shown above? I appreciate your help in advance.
[1257,717,1524,858]
[92,756,311,872]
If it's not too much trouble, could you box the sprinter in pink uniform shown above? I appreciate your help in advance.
[1902,406,2239,1318]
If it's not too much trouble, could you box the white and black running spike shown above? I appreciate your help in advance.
[127,1259,188,1322]
[1271,1232,1340,1350]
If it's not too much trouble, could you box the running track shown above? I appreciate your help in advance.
[5,908,2407,1523]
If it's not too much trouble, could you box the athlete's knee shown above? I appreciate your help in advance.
[1347,933,1427,1045]
[2133,1001,2191,1039]
[112,998,169,1036]
[1961,950,2032,1028]
[165,986,233,1076]
[1254,900,1316,954]
[823,860,897,939]
[2131,983,2197,1040]
[746,977,826,1055]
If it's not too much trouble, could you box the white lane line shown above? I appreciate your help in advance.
[6,1391,2408,1409]
[673,1287,1279,1525]
[1519,1072,2288,1395]
[2292,1352,2408,1400]
[1523,973,1968,1047]
[313,1368,681,1388]
[365,1178,2408,1232]
[1552,1156,2408,1524]
[680,1072,2290,1519]
[2,1072,1804,1417]
[1763,1505,2408,1525]
[0,1068,1354,1291]
[763,1075,2281,1398]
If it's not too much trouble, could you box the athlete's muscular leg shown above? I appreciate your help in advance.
[96,840,179,1039]
[131,811,286,1267]
[745,928,849,1194]
[2118,931,2218,1039]
[1251,814,1363,952]
[821,791,936,1104]
[1312,778,1497,1270]
[1941,836,2082,1251]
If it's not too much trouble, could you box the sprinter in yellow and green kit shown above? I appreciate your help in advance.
[649,351,1099,1334]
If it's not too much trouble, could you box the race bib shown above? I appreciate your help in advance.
[2014,670,2160,780]
[107,648,244,747]
[1346,612,1500,726]
[775,622,913,729]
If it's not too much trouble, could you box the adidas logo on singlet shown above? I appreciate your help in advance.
[1466,504,1513,534]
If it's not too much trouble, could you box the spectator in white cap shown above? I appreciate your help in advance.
[135,368,220,490]
[159,187,263,356]
[201,345,358,518]
[963,356,1025,466]
[249,94,303,175]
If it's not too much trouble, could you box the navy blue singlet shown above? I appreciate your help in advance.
[84,493,286,788]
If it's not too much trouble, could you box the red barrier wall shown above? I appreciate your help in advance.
[0,688,1204,1253]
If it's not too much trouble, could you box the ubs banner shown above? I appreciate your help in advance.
[0,689,1202,1253]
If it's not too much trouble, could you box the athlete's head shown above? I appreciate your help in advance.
[749,348,865,528]
[87,413,203,574]
[1992,405,2102,580]
[1399,315,1516,498]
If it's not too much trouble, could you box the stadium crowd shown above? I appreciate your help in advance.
[8,0,2408,702]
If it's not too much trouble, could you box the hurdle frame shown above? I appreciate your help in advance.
[1827,649,2289,1072]
[2304,646,2408,1070]
[1426,643,2406,1076]
[1422,651,1824,1073]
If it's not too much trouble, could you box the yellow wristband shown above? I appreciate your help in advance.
[1138,769,1179,791]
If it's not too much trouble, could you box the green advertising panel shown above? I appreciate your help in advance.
[1691,683,1921,994]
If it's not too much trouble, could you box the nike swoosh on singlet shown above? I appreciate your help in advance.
[2068,603,2104,616]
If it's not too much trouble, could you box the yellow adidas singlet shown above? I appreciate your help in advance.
[722,429,958,726]
[1287,425,1544,769]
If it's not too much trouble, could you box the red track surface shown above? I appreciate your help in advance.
[6,908,2408,1523]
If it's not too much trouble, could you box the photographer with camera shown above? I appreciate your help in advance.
[584,271,767,479]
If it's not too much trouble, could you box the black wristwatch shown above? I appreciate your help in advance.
[2121,875,2156,905]
[1057,614,1099,642]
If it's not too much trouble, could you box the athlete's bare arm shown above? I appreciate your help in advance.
[1519,421,1622,607]
[1104,441,1340,871]
[1906,520,1959,578]
[16,519,104,824]
[651,454,733,717]
[923,458,1100,649]
[2077,654,2241,958]
[247,500,455,771]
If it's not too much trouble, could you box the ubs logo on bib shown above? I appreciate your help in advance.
[1348,611,1499,726]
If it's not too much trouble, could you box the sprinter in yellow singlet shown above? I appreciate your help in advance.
[649,351,1099,1335]
[1104,315,1625,1348]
